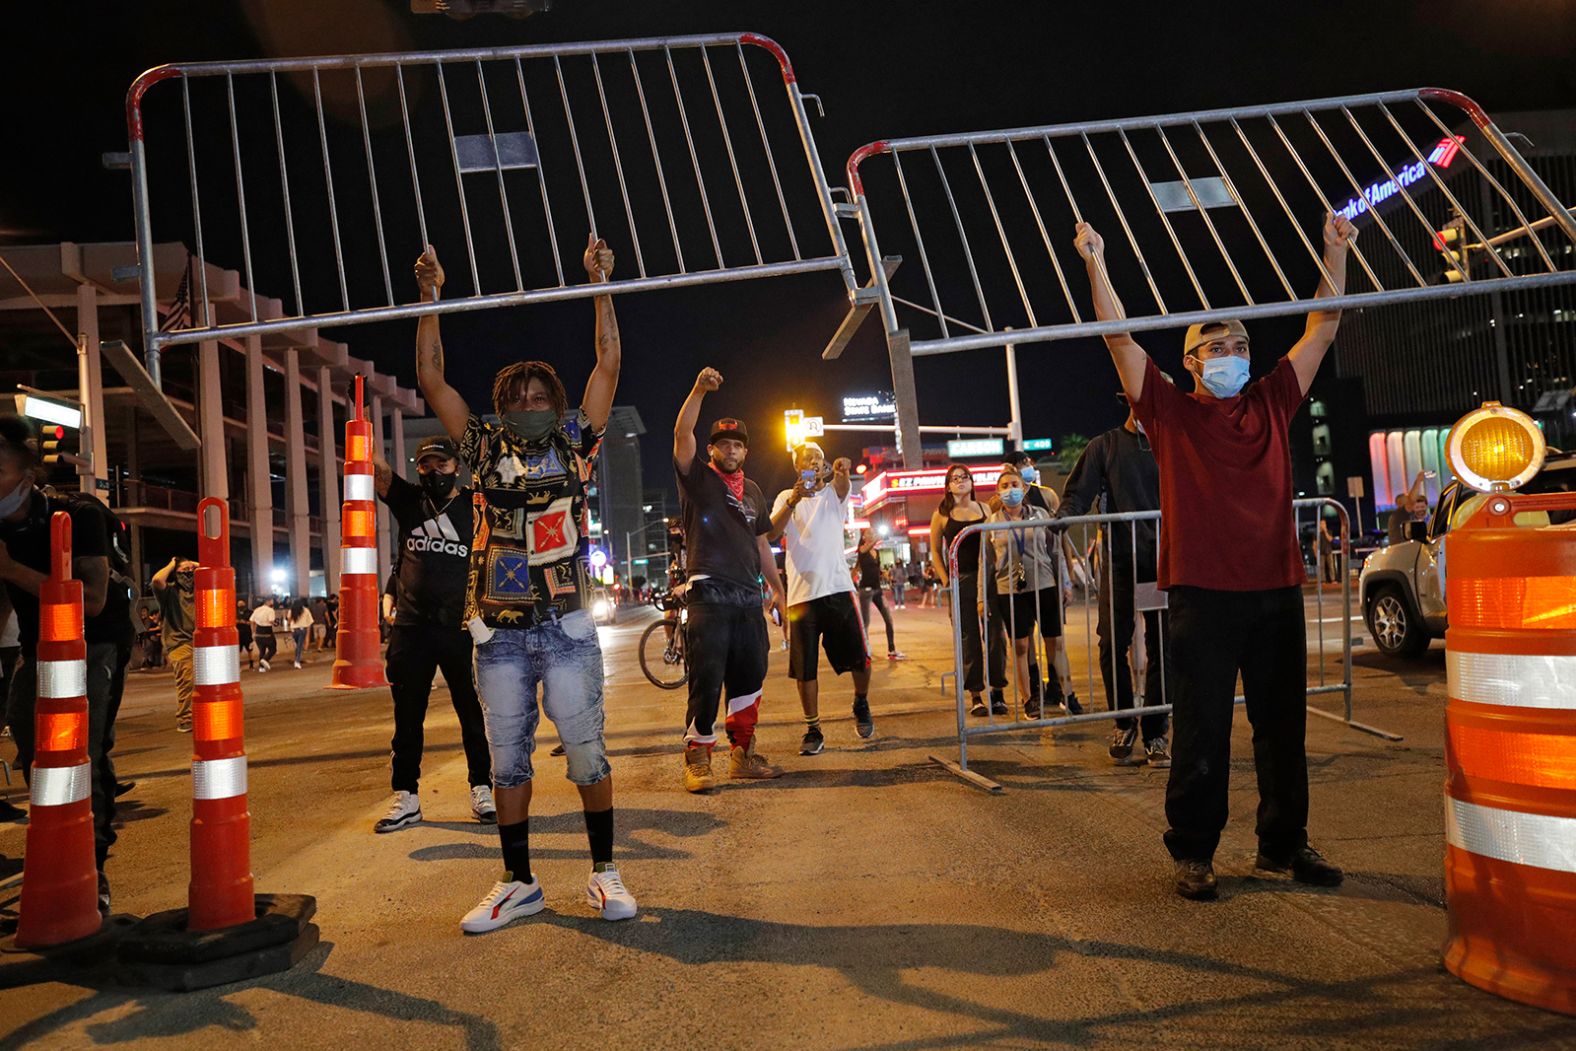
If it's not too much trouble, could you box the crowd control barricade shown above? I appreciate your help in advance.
[126,33,855,385]
[835,90,1576,460]
[934,498,1384,793]
[1442,491,1576,1015]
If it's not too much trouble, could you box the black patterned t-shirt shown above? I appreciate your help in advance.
[458,410,603,629]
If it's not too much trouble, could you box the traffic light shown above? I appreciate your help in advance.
[1435,216,1470,284]
[784,409,806,452]
[40,425,66,464]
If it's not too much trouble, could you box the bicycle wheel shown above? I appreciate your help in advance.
[639,619,688,689]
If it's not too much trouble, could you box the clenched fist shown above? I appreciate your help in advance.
[695,367,723,392]
[584,234,614,281]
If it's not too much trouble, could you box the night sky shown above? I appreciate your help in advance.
[5,1,1575,498]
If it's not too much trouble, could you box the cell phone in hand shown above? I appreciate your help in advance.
[801,468,817,487]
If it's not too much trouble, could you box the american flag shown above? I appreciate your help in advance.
[157,254,194,333]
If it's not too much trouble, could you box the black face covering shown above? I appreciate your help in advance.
[419,471,457,500]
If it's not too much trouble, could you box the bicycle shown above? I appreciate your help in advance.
[638,590,689,689]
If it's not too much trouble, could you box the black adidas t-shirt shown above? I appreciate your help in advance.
[380,474,474,629]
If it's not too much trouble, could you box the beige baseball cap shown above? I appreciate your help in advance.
[1183,319,1249,354]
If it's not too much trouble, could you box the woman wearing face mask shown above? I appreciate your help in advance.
[985,466,1064,719]
[929,464,1008,716]
[414,237,637,931]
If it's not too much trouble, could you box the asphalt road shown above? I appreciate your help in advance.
[3,593,1574,1049]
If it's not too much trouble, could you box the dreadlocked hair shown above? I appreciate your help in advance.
[491,361,568,418]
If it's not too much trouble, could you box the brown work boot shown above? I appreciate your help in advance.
[728,743,782,780]
[682,745,716,793]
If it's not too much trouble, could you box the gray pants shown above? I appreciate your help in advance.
[858,586,896,655]
[6,642,122,869]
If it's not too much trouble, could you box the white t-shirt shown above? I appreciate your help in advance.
[772,485,855,607]
[290,608,314,630]
[250,605,277,631]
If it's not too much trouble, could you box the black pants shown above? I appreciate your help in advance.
[858,586,895,653]
[954,573,1006,695]
[1097,564,1170,738]
[255,629,277,664]
[386,625,492,793]
[683,579,769,750]
[1163,586,1308,863]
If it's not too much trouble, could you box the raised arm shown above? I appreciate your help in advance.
[674,367,721,468]
[1403,470,1428,507]
[579,235,620,433]
[413,245,471,442]
[1075,223,1150,403]
[1289,212,1356,394]
[151,555,179,592]
[830,457,853,501]
[372,452,394,498]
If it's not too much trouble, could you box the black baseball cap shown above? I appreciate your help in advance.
[415,436,458,462]
[709,418,749,446]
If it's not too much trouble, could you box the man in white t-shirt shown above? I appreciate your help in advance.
[768,443,873,755]
[249,597,278,672]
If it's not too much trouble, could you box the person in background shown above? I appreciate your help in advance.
[311,595,330,652]
[1058,392,1169,765]
[152,555,198,733]
[929,464,1007,715]
[324,593,340,648]
[856,530,904,662]
[0,609,23,822]
[138,606,163,669]
[920,560,938,607]
[984,467,1064,718]
[236,598,255,670]
[890,557,907,610]
[288,597,314,669]
[250,596,278,672]
[1386,471,1430,544]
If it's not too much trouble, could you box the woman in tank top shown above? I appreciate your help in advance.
[929,463,1008,716]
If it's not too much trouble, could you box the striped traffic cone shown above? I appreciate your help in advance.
[16,512,101,948]
[331,374,387,689]
[188,498,255,930]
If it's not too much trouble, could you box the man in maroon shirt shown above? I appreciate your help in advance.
[1074,211,1357,901]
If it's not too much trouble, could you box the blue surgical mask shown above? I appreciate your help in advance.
[501,409,558,442]
[1001,488,1025,508]
[0,476,32,519]
[1019,465,1039,484]
[1198,356,1250,398]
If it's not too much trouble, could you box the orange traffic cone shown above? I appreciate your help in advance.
[331,374,387,689]
[16,512,101,948]
[188,498,255,930]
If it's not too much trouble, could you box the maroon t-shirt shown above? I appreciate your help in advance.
[1131,355,1306,591]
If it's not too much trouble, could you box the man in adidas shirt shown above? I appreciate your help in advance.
[372,436,495,833]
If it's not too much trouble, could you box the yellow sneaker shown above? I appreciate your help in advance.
[682,745,716,793]
[728,743,783,780]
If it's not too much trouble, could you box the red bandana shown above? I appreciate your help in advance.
[708,462,746,502]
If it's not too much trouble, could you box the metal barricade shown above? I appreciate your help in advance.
[933,497,1390,793]
[838,89,1576,365]
[126,33,855,384]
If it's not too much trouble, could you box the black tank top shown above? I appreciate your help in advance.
[943,510,986,573]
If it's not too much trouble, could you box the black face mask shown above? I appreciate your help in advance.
[419,472,457,499]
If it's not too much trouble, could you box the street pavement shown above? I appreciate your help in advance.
[3,591,1575,1049]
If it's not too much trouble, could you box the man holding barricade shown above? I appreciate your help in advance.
[370,435,496,834]
[768,442,875,755]
[1058,390,1169,766]
[1074,211,1354,901]
[674,370,790,790]
[0,413,125,913]
[415,235,636,933]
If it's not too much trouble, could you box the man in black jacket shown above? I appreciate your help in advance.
[1058,394,1171,767]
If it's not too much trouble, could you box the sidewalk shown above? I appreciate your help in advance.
[3,605,1573,1049]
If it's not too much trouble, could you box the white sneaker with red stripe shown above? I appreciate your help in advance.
[460,874,545,934]
[586,865,637,921]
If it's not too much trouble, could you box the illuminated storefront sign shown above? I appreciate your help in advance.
[946,438,1005,458]
[1334,136,1463,222]
[861,466,1004,512]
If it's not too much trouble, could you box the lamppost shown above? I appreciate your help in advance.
[624,519,671,588]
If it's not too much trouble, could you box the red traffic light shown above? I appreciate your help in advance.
[48,425,65,440]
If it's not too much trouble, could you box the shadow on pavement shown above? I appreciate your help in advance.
[409,807,726,864]
[537,906,1576,1049]
[2,941,503,1051]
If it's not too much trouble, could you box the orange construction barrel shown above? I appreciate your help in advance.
[331,374,387,690]
[1444,490,1576,1015]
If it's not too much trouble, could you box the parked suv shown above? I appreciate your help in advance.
[1359,452,1576,657]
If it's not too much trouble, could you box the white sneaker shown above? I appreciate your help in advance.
[460,875,545,933]
[471,784,497,824]
[258,659,270,673]
[373,790,421,833]
[587,865,637,921]
[293,661,302,669]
